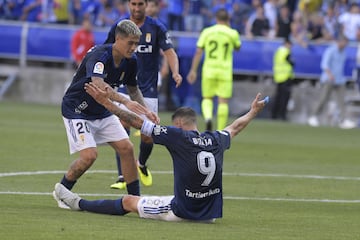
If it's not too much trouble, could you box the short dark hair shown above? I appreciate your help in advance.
[215,8,230,22]
[172,107,197,125]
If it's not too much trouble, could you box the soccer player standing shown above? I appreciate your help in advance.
[104,0,182,189]
[187,8,241,131]
[54,82,268,222]
[53,20,159,209]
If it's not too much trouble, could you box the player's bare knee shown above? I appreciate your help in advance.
[122,195,139,212]
[79,149,98,163]
[122,195,132,208]
[116,139,134,155]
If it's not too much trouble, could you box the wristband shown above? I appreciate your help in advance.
[141,120,155,137]
[264,96,270,104]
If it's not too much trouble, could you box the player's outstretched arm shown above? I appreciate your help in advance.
[90,77,157,121]
[84,82,144,129]
[224,93,268,139]
[127,85,146,106]
[126,85,160,124]
[91,77,131,106]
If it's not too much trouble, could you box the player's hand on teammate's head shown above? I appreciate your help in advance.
[186,70,197,85]
[84,82,109,105]
[173,73,183,88]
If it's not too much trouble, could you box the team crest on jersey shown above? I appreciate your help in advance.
[93,62,104,74]
[145,33,151,43]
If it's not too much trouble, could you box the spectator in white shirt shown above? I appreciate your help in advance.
[338,3,360,41]
[264,0,278,37]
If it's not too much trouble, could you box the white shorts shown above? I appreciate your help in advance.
[117,93,158,120]
[137,196,183,222]
[62,115,129,154]
[137,196,216,223]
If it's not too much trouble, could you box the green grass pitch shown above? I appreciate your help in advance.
[0,101,360,240]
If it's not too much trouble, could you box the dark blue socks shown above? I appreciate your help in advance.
[79,198,128,215]
[126,180,140,196]
[60,175,76,190]
[138,141,153,166]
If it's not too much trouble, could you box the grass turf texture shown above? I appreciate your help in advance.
[0,101,360,240]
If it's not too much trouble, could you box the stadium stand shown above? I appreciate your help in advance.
[0,21,356,78]
[1,0,359,126]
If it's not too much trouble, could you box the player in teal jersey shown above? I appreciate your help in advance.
[187,8,241,131]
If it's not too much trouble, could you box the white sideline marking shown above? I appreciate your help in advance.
[0,191,359,203]
[1,170,360,181]
[1,171,359,204]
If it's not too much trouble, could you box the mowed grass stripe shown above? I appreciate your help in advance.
[1,170,360,181]
[1,191,360,203]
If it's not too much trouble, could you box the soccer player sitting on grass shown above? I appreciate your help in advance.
[54,82,268,222]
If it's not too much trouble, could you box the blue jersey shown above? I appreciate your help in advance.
[151,126,231,220]
[62,44,138,120]
[104,16,173,98]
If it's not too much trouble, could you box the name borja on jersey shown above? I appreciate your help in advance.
[192,137,212,146]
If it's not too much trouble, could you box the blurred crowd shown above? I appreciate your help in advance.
[1,0,360,43]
